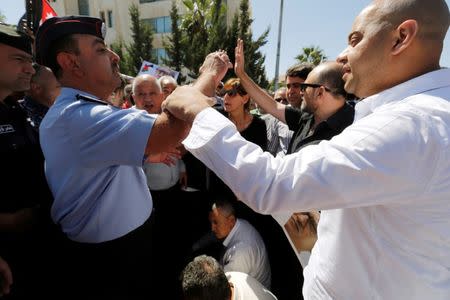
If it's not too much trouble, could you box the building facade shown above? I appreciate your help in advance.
[48,0,243,65]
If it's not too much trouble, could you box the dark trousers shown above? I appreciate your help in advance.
[58,215,156,299]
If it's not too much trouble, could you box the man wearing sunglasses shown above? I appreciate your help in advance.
[234,40,354,155]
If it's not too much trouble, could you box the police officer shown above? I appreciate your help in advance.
[35,16,191,298]
[0,22,61,298]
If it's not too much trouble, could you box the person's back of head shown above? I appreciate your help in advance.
[313,61,348,100]
[27,63,61,107]
[181,255,231,300]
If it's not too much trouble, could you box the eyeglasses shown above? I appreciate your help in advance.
[222,86,246,97]
[275,97,288,103]
[299,83,332,93]
[224,89,239,97]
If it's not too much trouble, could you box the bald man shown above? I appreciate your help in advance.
[20,63,60,130]
[164,0,450,298]
[132,74,164,114]
[159,75,178,100]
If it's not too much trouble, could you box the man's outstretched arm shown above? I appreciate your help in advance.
[235,39,287,123]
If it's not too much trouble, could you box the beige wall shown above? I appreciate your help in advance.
[50,0,243,45]
[50,0,244,66]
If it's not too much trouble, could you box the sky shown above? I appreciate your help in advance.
[2,0,449,80]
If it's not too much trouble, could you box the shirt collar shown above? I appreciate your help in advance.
[323,102,355,130]
[354,68,450,121]
[58,87,100,102]
[223,218,241,247]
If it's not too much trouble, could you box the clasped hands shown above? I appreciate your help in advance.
[162,50,233,124]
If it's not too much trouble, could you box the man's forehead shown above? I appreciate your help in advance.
[351,4,379,32]
[0,43,32,58]
[286,76,305,83]
[72,33,104,44]
[136,79,158,89]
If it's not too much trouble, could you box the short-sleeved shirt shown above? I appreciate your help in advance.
[285,103,355,154]
[40,87,155,243]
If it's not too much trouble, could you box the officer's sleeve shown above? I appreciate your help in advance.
[69,105,155,167]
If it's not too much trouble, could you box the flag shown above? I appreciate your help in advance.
[138,60,180,81]
[39,0,57,25]
[22,0,57,35]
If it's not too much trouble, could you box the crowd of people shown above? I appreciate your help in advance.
[0,0,449,299]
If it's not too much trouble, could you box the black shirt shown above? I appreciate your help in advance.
[285,102,355,154]
[0,97,52,212]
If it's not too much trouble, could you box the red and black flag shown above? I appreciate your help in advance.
[18,0,57,35]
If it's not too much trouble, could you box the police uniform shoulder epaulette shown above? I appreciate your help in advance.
[76,94,109,105]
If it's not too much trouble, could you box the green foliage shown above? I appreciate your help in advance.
[207,0,228,53]
[0,10,6,22]
[295,46,327,66]
[235,0,269,88]
[163,1,184,81]
[125,3,155,75]
[110,39,132,76]
[165,0,269,86]
[223,13,239,76]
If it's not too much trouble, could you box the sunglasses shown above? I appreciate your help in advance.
[222,86,246,97]
[299,83,332,93]
[274,97,288,103]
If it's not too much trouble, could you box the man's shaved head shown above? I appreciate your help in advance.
[374,0,449,44]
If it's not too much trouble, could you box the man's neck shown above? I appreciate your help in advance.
[314,99,345,126]
[59,78,110,100]
[0,89,12,103]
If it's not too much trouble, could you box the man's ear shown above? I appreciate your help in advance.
[30,81,40,92]
[56,52,81,75]
[392,19,418,55]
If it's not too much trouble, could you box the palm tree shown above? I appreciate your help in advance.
[295,46,327,66]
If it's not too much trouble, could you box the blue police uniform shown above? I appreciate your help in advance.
[40,87,155,243]
[35,15,163,298]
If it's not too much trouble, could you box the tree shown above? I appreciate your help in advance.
[171,0,269,85]
[206,0,228,53]
[0,10,6,23]
[110,39,132,76]
[163,1,184,77]
[179,0,211,75]
[295,46,327,66]
[236,0,269,88]
[126,3,155,75]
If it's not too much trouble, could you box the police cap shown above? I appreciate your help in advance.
[35,16,106,66]
[0,22,32,55]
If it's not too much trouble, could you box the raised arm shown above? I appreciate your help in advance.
[235,39,287,123]
[162,51,232,123]
[147,51,233,154]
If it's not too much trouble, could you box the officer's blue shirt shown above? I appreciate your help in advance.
[40,87,155,243]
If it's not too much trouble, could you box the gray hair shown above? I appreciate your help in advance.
[158,75,178,87]
[132,74,161,94]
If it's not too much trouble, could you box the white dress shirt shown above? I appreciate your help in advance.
[183,68,450,299]
[227,272,278,300]
[222,218,271,289]
[143,159,185,190]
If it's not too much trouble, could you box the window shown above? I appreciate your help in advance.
[107,10,113,28]
[78,0,89,16]
[151,48,168,65]
[139,0,164,3]
[100,11,106,23]
[142,16,171,34]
